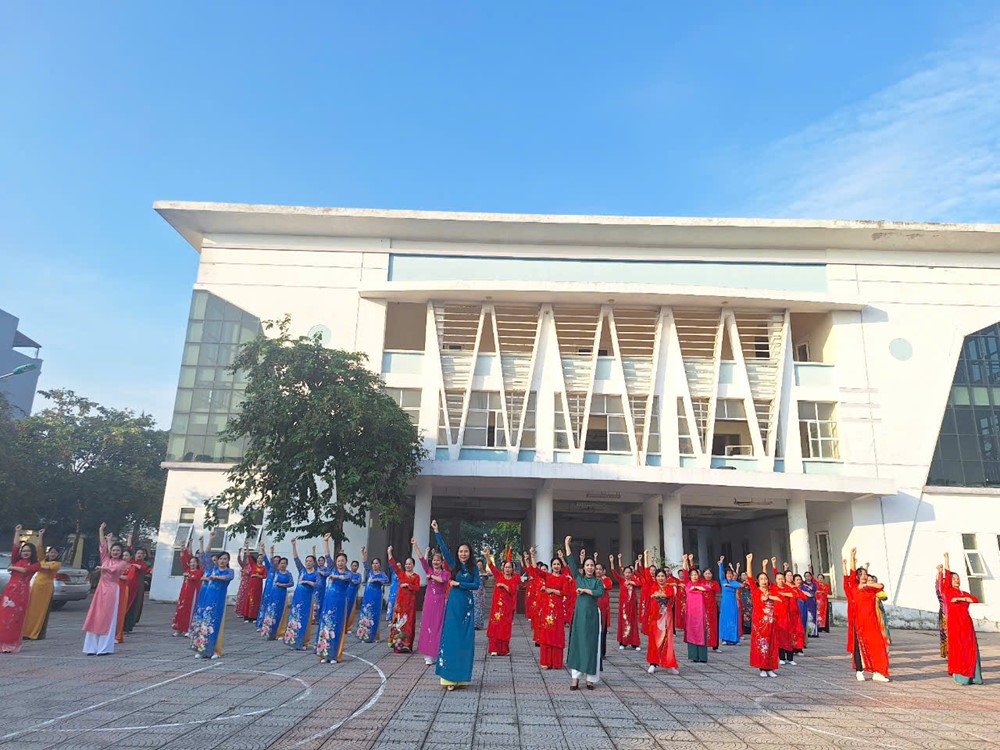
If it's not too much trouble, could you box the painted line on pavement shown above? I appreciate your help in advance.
[290,651,388,747]
[0,664,218,741]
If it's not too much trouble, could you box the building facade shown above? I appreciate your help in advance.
[149,203,1000,628]
[0,309,42,417]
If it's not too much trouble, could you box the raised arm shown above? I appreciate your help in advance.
[432,520,455,568]
[718,556,726,584]
[564,537,579,578]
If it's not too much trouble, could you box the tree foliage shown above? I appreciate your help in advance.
[206,318,427,547]
[0,389,167,539]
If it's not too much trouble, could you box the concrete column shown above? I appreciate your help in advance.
[696,527,709,571]
[618,512,634,563]
[787,494,812,574]
[642,495,661,558]
[662,492,683,565]
[413,479,432,581]
[533,481,555,563]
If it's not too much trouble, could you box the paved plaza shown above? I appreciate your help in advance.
[1,599,998,750]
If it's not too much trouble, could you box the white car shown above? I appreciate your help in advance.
[0,551,92,608]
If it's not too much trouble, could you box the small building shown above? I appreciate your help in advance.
[0,309,42,418]
[148,202,1000,628]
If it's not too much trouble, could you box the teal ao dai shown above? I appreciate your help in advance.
[434,531,481,685]
[565,555,604,679]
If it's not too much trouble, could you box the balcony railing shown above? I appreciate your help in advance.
[382,350,424,375]
[794,363,836,388]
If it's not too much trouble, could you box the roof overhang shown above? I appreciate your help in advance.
[417,460,895,502]
[154,201,1000,256]
[359,281,865,311]
[12,330,40,349]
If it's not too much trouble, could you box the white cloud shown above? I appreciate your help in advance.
[745,20,1000,223]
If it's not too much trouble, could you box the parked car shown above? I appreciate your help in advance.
[0,552,92,609]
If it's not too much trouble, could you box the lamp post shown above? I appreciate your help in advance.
[0,363,38,381]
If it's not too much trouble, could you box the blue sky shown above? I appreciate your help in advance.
[2,2,999,427]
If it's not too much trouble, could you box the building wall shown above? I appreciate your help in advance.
[151,224,1000,624]
[0,309,41,417]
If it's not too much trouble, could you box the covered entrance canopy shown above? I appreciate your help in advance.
[386,460,894,576]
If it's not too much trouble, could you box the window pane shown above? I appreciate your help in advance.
[467,411,488,427]
[609,434,629,451]
[965,551,986,576]
[962,533,978,550]
[939,435,961,460]
[963,461,985,485]
[401,390,422,408]
[816,403,835,420]
[464,428,487,446]
[470,392,488,409]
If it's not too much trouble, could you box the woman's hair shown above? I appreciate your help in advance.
[370,557,382,567]
[855,568,868,583]
[189,554,201,568]
[18,542,38,564]
[304,555,316,565]
[756,572,770,585]
[451,543,475,576]
[110,542,124,554]
[335,552,348,562]
[405,557,416,567]
[217,551,231,562]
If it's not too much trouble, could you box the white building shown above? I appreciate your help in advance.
[149,202,1000,628]
[0,309,42,417]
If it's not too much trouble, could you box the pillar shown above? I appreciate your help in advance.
[787,494,812,574]
[696,527,709,571]
[533,481,554,562]
[618,512,633,563]
[413,479,432,581]
[662,492,683,565]
[642,495,661,559]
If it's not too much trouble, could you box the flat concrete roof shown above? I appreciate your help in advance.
[154,201,1000,255]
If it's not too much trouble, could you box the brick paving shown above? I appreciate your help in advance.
[0,599,997,749]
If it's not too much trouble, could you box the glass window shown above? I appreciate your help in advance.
[464,391,505,447]
[166,291,261,463]
[962,534,987,602]
[507,391,536,449]
[928,322,1000,487]
[384,388,421,425]
[554,393,571,450]
[585,394,627,452]
[798,401,840,459]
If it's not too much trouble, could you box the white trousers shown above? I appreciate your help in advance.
[83,590,119,655]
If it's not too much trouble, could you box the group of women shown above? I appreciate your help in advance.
[0,523,154,657]
[3,518,969,691]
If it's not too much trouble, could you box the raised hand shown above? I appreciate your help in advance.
[411,536,417,547]
[387,545,394,558]
[431,519,439,533]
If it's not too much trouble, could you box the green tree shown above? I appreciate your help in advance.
[206,318,427,548]
[0,389,167,540]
